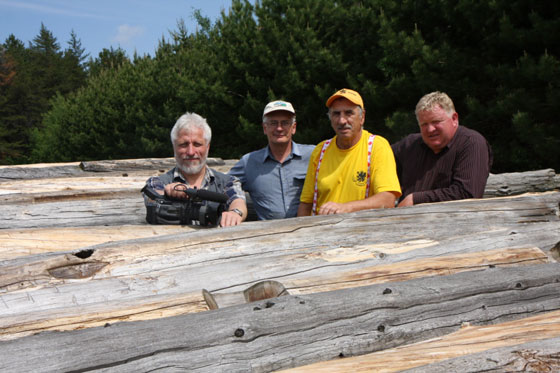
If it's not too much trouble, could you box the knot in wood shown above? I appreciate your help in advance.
[234,328,245,338]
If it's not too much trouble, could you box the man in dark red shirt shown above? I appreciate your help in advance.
[392,91,492,207]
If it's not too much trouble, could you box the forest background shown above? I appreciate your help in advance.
[0,0,558,173]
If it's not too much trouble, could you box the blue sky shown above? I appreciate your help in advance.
[0,0,234,59]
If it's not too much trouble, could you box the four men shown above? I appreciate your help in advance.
[143,90,492,226]
[229,100,314,220]
[392,91,492,207]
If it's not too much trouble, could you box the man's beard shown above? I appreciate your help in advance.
[175,152,207,175]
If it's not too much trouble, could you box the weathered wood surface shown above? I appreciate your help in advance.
[484,168,560,197]
[1,263,559,372]
[405,337,560,372]
[0,161,85,181]
[0,157,228,180]
[1,158,557,230]
[0,225,190,261]
[0,159,559,371]
[1,193,559,341]
[285,310,560,372]
[80,157,226,172]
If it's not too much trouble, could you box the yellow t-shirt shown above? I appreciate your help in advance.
[300,130,401,210]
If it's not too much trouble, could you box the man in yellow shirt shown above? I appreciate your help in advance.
[297,89,401,216]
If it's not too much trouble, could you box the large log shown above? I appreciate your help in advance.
[286,310,560,372]
[0,157,228,180]
[0,263,559,372]
[405,336,560,372]
[1,193,558,341]
[484,168,559,197]
[79,157,226,172]
[0,162,84,180]
[0,225,190,261]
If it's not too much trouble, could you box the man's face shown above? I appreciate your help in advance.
[417,104,459,153]
[329,98,364,146]
[262,111,296,146]
[173,127,209,175]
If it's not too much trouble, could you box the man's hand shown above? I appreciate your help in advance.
[164,183,189,200]
[317,201,352,215]
[219,198,247,227]
[219,210,243,227]
[397,193,414,207]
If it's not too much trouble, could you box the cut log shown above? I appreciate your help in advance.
[0,225,191,261]
[284,310,560,372]
[0,162,83,181]
[484,168,559,197]
[0,158,228,180]
[0,263,559,372]
[0,193,558,341]
[79,157,226,172]
[0,194,146,229]
[404,337,560,372]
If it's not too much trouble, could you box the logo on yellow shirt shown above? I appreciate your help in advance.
[353,170,367,186]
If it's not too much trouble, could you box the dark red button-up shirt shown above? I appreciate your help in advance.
[392,126,493,204]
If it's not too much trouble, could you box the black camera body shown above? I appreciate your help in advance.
[142,185,227,226]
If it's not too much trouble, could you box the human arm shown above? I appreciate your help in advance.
[227,157,247,185]
[397,193,413,207]
[219,174,247,227]
[408,133,491,205]
[220,197,247,227]
[297,202,313,216]
[317,191,397,214]
[296,144,321,217]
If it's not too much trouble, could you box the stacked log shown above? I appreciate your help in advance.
[0,159,559,372]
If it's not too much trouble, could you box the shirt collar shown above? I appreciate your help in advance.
[262,141,300,163]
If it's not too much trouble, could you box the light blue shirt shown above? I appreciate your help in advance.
[229,142,314,220]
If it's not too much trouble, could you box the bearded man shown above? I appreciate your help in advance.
[142,112,247,227]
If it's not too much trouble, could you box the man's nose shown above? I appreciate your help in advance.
[186,144,196,154]
[338,114,348,124]
[425,123,437,132]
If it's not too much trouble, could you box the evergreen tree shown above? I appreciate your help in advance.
[86,47,130,76]
[31,0,560,172]
[0,26,88,163]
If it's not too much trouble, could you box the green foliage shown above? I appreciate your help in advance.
[10,0,560,172]
[0,26,89,164]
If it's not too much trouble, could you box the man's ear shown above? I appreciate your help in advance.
[452,112,459,127]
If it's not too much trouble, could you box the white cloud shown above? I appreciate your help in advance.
[0,0,109,20]
[112,24,145,45]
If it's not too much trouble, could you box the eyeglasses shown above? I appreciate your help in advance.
[265,120,293,128]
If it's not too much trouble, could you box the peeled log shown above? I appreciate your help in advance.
[0,263,559,372]
[0,193,559,342]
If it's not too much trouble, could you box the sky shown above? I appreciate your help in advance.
[0,0,234,59]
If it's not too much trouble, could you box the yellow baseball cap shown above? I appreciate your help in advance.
[326,88,364,109]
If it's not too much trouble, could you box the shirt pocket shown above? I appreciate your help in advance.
[293,172,307,189]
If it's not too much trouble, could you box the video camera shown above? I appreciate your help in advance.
[142,184,228,226]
